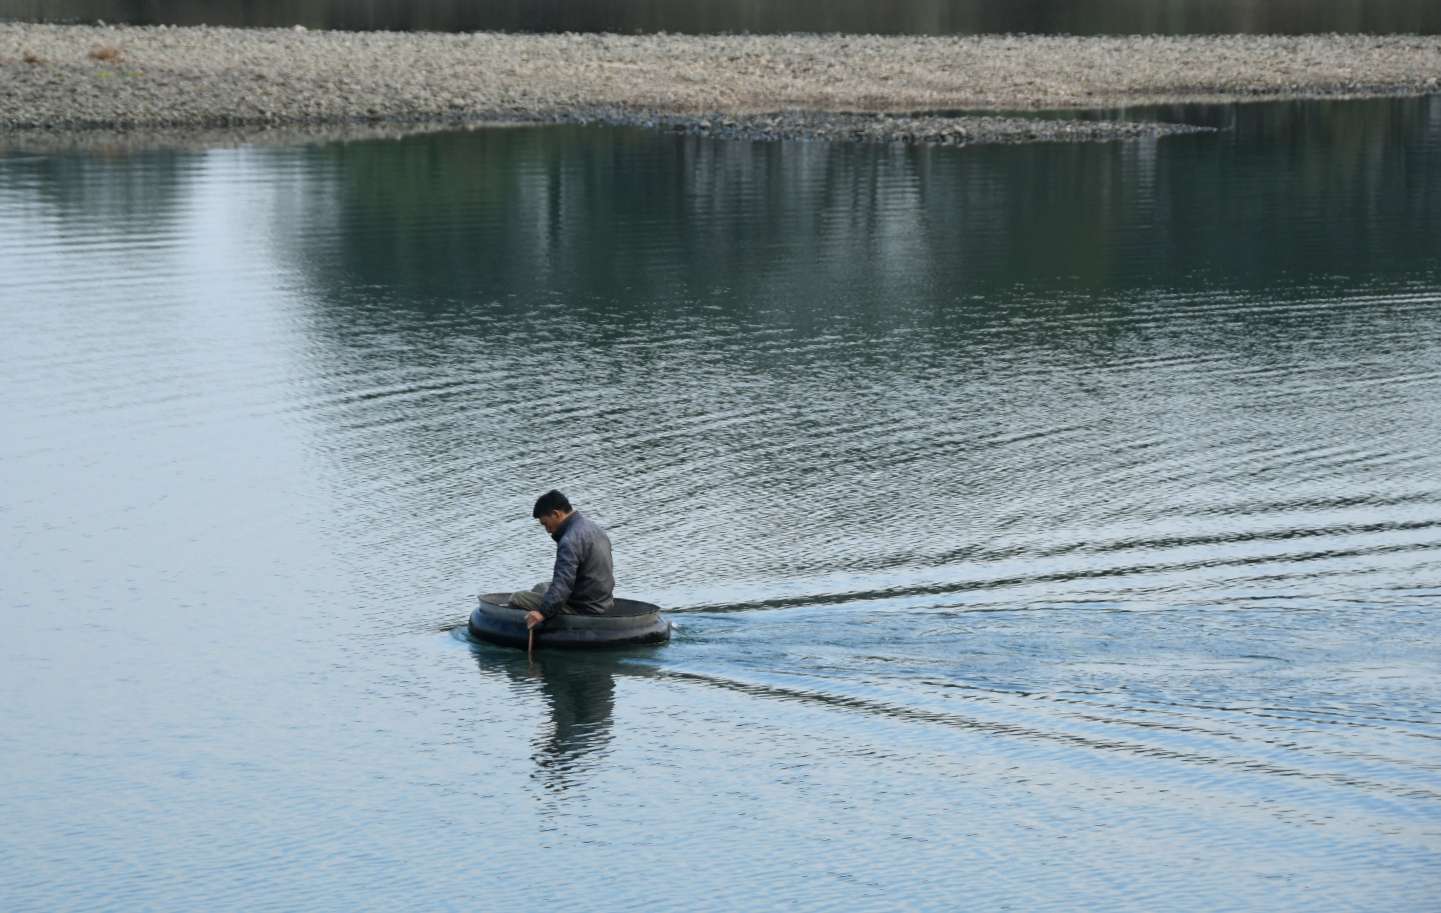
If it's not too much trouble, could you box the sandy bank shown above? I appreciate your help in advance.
[2,24,1440,146]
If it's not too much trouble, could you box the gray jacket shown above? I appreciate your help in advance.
[540,511,615,618]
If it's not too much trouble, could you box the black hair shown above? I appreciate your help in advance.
[532,489,572,518]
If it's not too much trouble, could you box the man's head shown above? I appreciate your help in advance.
[532,489,573,536]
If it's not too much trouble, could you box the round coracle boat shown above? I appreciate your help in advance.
[469,593,671,649]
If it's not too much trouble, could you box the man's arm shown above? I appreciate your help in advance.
[537,534,583,620]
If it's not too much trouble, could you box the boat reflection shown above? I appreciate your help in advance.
[470,644,641,794]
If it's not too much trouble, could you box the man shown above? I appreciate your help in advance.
[509,490,615,630]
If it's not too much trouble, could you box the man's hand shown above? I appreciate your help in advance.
[525,610,545,630]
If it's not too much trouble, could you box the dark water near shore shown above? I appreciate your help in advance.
[3,0,1441,35]
[3,97,1441,911]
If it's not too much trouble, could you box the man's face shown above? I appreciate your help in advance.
[537,509,567,536]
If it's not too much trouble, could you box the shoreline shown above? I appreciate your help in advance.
[3,24,1441,148]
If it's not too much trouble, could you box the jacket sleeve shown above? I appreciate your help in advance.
[538,534,583,619]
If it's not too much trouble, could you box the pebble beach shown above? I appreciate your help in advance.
[3,23,1441,146]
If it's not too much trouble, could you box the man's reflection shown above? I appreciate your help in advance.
[472,646,623,794]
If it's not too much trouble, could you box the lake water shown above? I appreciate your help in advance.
[3,0,1440,35]
[3,97,1441,911]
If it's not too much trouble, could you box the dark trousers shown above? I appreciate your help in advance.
[508,582,581,614]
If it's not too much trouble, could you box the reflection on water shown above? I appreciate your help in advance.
[472,643,620,794]
[288,96,1441,313]
[2,96,1440,912]
[3,0,1439,35]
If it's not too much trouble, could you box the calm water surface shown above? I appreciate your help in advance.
[3,98,1441,911]
[3,0,1440,35]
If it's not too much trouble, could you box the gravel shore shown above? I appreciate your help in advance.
[3,24,1441,147]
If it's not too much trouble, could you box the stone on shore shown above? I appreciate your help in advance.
[2,24,1439,147]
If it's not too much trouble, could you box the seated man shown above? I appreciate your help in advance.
[509,489,615,630]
